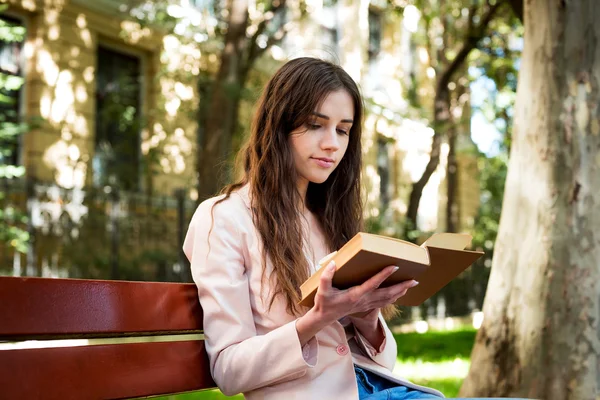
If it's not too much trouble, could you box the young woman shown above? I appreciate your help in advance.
[184,58,519,400]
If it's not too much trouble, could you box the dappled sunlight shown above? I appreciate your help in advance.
[426,66,436,79]
[165,96,181,117]
[142,123,193,176]
[82,66,94,83]
[418,47,429,64]
[37,49,59,84]
[71,14,92,48]
[174,81,194,101]
[120,20,152,45]
[43,140,87,188]
[20,0,37,11]
[163,128,192,174]
[162,34,202,75]
[50,70,74,123]
[403,5,421,33]
[394,358,470,381]
[74,82,87,103]
[159,77,196,121]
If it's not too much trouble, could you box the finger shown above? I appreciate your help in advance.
[378,280,419,299]
[356,265,398,296]
[318,251,338,267]
[317,261,336,293]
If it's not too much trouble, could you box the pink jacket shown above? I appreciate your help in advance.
[183,185,444,399]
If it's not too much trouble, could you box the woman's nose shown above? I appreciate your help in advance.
[321,127,340,151]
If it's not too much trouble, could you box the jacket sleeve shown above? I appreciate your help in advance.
[352,313,397,371]
[184,199,318,396]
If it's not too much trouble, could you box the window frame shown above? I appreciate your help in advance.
[0,11,29,167]
[93,38,148,192]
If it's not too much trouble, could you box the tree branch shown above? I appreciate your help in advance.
[248,17,291,65]
[507,0,523,23]
[437,0,504,93]
[246,0,287,64]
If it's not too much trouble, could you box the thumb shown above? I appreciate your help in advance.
[318,260,336,293]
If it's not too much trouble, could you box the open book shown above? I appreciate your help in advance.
[298,232,484,308]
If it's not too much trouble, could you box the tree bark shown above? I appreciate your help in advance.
[446,124,458,233]
[195,0,288,202]
[196,0,249,202]
[460,1,600,399]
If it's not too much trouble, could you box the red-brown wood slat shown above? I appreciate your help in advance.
[0,277,203,338]
[0,340,217,399]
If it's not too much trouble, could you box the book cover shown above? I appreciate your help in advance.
[298,232,484,308]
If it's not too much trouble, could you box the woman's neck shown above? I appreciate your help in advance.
[297,178,309,207]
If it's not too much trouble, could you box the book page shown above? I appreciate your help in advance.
[421,233,472,250]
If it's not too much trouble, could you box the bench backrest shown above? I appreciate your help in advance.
[0,276,216,399]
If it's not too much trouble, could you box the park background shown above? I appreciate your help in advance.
[0,0,598,399]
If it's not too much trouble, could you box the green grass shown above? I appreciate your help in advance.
[151,390,242,400]
[393,329,477,362]
[393,328,477,397]
[156,328,477,399]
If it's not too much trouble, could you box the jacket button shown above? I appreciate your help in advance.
[336,344,348,356]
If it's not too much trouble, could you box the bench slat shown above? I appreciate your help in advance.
[0,340,216,399]
[0,277,203,339]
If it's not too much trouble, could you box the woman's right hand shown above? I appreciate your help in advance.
[313,261,418,323]
[295,261,418,346]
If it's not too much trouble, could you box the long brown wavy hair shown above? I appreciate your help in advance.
[212,58,396,318]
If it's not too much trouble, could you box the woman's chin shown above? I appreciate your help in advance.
[308,174,332,184]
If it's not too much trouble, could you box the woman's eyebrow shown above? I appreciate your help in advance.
[311,112,353,124]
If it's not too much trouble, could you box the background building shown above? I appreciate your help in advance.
[0,0,480,286]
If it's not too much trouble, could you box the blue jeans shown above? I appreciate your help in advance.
[354,366,530,400]
[355,366,442,399]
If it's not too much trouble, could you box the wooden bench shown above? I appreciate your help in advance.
[0,276,217,399]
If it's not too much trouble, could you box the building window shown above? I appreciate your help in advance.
[94,45,142,191]
[368,10,382,60]
[0,15,25,167]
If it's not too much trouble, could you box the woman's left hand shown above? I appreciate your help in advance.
[349,308,379,322]
[348,308,382,347]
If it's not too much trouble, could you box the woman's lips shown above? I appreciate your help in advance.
[312,157,334,168]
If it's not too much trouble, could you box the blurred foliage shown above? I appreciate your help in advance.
[355,1,520,315]
[470,4,521,151]
[0,9,28,253]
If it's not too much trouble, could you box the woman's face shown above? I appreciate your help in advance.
[289,90,354,192]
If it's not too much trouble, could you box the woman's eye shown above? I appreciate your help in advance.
[337,129,349,135]
[308,124,321,130]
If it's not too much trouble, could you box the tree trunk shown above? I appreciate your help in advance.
[445,124,458,233]
[405,87,448,232]
[460,1,600,399]
[196,0,249,202]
